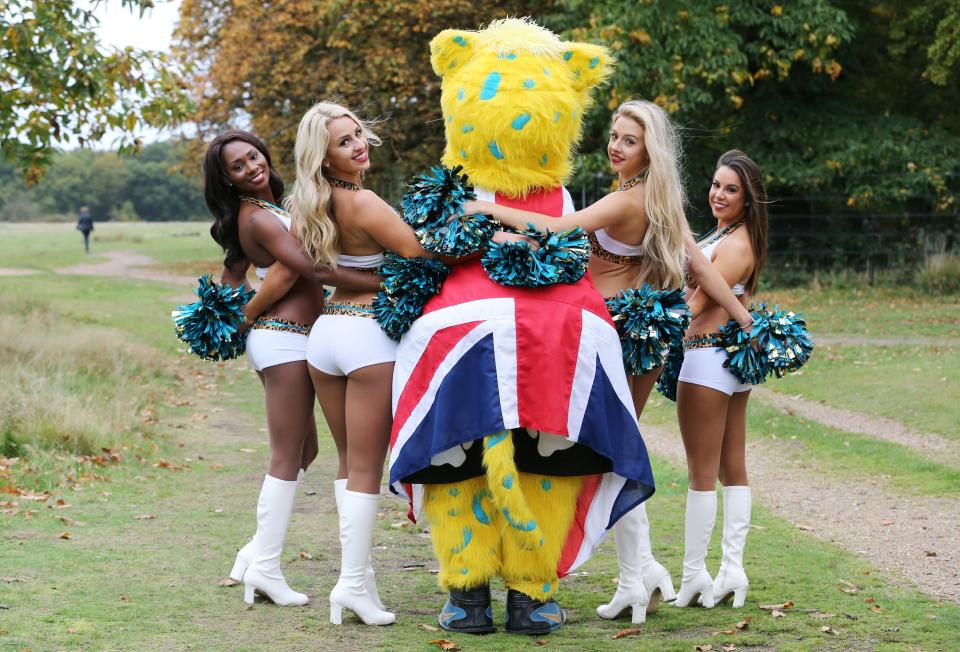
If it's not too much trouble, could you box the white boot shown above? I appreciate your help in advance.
[229,469,304,582]
[712,486,751,608]
[242,475,309,606]
[674,489,717,608]
[334,479,385,610]
[329,490,395,625]
[596,502,676,622]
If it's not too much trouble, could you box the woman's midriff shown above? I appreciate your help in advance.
[266,277,324,324]
[588,257,640,299]
[330,287,376,306]
[686,296,747,339]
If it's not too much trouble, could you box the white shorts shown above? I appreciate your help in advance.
[306,314,397,376]
[246,327,309,372]
[678,347,751,396]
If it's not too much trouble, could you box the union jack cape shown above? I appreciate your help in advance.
[389,186,655,575]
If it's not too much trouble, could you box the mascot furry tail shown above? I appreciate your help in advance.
[482,431,543,550]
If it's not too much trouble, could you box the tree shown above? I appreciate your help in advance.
[174,0,551,193]
[0,0,192,183]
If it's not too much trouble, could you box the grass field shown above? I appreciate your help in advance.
[1,223,958,651]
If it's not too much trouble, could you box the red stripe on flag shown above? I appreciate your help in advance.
[514,298,580,434]
[557,474,602,577]
[494,187,564,215]
[391,320,482,447]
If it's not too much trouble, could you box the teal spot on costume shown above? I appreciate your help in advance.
[448,59,458,70]
[523,79,535,89]
[562,51,573,61]
[457,88,465,101]
[461,124,473,134]
[471,490,492,525]
[449,487,459,497]
[553,111,561,123]
[540,154,549,167]
[502,473,514,489]
[459,149,468,159]
[543,67,551,77]
[448,508,459,517]
[573,69,581,80]
[460,567,470,575]
[497,52,518,60]
[589,56,599,69]
[511,113,531,131]
[543,581,552,594]
[485,431,509,448]
[447,115,453,124]
[451,526,473,554]
[454,35,468,47]
[480,72,501,101]
[540,478,552,491]
[501,507,537,532]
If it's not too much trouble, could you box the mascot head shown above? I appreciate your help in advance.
[430,18,613,197]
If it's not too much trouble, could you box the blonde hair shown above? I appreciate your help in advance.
[612,100,688,289]
[286,101,382,267]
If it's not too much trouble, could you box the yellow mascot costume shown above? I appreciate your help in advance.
[387,18,655,635]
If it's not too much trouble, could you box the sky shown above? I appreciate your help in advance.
[89,0,182,144]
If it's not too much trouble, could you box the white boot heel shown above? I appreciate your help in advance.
[244,583,256,605]
[330,490,395,626]
[712,486,752,609]
[334,479,385,610]
[229,540,255,582]
[673,489,717,609]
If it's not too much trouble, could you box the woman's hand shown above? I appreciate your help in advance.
[491,230,540,250]
[462,199,493,217]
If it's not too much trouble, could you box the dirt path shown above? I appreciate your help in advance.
[56,250,196,286]
[0,268,40,276]
[753,388,960,468]
[640,420,960,605]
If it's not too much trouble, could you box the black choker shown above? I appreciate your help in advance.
[328,176,362,192]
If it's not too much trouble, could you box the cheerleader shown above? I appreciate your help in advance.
[673,150,768,609]
[287,102,429,626]
[204,130,379,606]
[463,100,754,623]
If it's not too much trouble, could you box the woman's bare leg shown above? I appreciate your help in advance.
[343,362,394,494]
[310,366,349,480]
[300,414,319,472]
[676,382,730,490]
[629,367,663,418]
[261,361,315,481]
[718,391,750,487]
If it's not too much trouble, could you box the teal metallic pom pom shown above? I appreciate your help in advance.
[401,165,494,256]
[481,225,589,287]
[656,342,684,401]
[172,275,253,362]
[606,285,691,375]
[719,303,814,384]
[373,254,450,341]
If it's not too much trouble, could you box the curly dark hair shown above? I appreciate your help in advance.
[203,130,285,268]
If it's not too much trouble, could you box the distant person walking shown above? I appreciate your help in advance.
[76,206,94,253]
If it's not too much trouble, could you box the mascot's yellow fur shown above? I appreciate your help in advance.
[419,18,613,612]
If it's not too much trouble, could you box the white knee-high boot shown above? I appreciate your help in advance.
[674,488,717,608]
[333,479,385,610]
[230,469,304,582]
[242,475,309,606]
[712,486,751,608]
[329,490,395,626]
[596,502,677,623]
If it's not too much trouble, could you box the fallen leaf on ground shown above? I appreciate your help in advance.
[53,499,69,508]
[56,516,86,526]
[239,448,256,453]
[390,522,408,528]
[797,524,815,531]
[736,616,752,630]
[869,605,882,613]
[880,519,895,526]
[418,623,438,631]
[298,551,313,560]
[695,645,713,652]
[304,489,316,496]
[925,551,937,557]
[759,601,794,610]
[429,640,461,651]
[772,609,785,618]
[218,578,239,587]
[864,598,875,603]
[534,640,549,646]
[135,514,157,520]
[58,532,71,540]
[722,645,737,651]
[711,629,736,636]
[67,627,79,634]
[820,625,838,635]
[612,627,642,639]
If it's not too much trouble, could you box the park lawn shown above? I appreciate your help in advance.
[2,222,959,650]
[759,287,960,339]
[769,343,960,440]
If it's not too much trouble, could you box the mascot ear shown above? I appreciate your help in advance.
[430,29,475,78]
[560,42,614,93]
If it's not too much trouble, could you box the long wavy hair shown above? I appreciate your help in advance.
[203,130,285,268]
[612,100,687,289]
[715,150,768,294]
[286,102,382,267]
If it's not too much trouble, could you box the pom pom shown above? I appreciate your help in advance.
[606,285,691,375]
[656,342,684,401]
[172,275,253,361]
[372,254,450,341]
[719,303,814,384]
[481,225,589,287]
[401,165,494,256]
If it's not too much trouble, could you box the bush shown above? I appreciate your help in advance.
[915,255,960,294]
